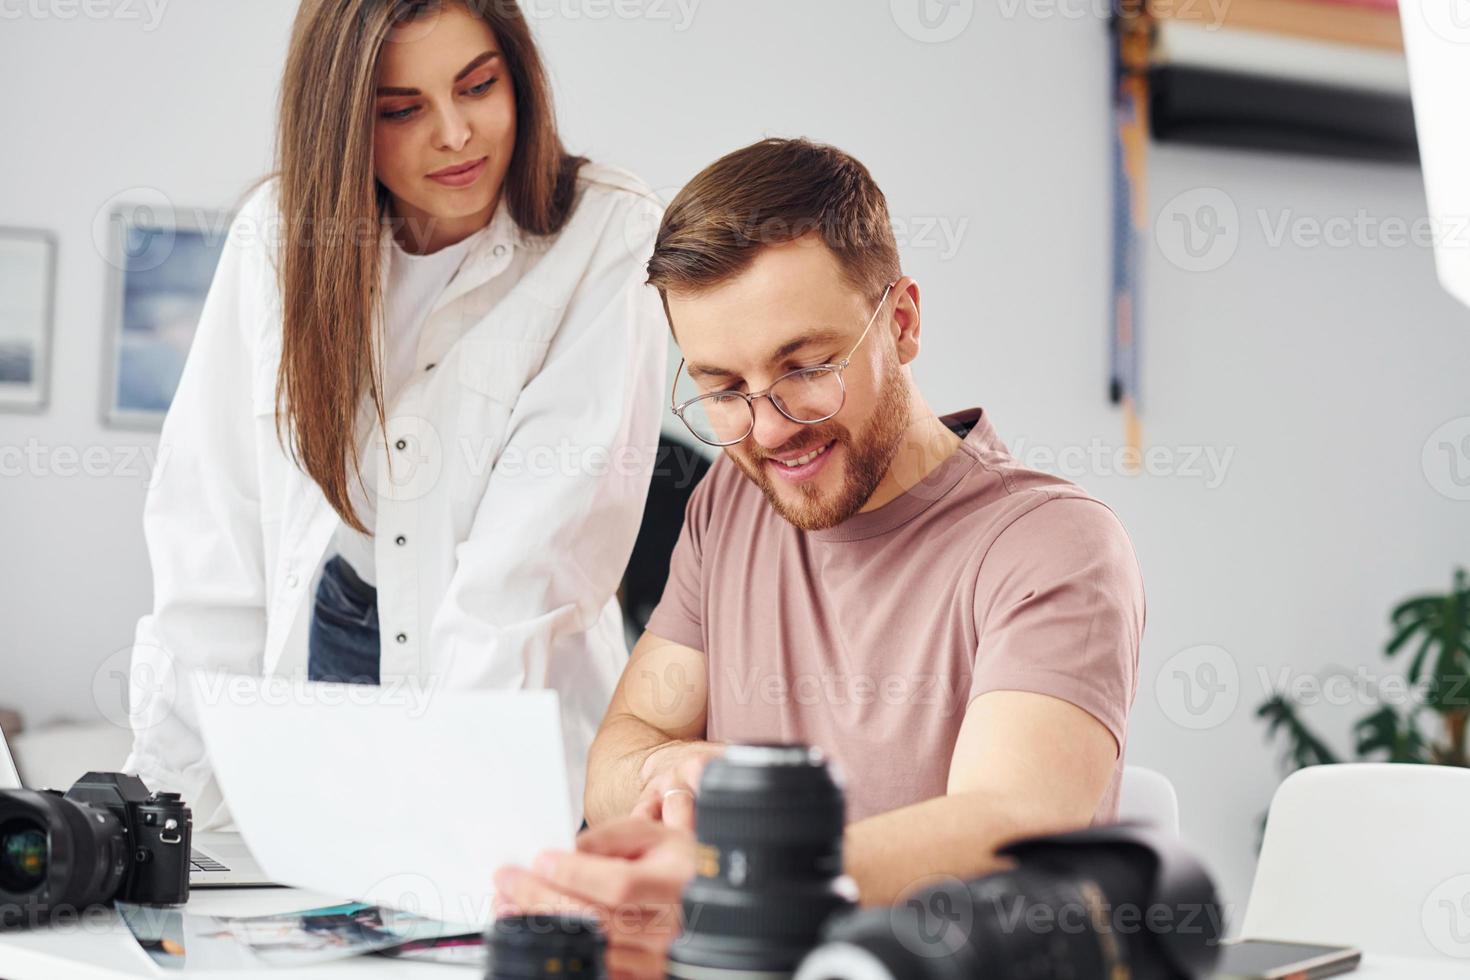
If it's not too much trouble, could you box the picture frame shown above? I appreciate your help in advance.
[0,227,58,413]
[101,202,233,429]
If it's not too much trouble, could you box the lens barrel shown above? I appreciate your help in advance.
[0,790,129,929]
[486,913,606,979]
[667,744,855,980]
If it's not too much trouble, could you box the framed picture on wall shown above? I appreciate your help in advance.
[102,203,232,429]
[0,228,58,413]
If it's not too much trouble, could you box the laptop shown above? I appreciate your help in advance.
[0,726,274,888]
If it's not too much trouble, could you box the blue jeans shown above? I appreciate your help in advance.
[308,556,380,685]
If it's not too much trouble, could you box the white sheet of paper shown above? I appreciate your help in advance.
[196,678,574,927]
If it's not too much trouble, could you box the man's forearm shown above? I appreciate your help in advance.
[584,712,678,825]
[843,789,1092,907]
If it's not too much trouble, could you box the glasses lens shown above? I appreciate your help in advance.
[0,819,49,892]
[770,368,844,423]
[682,392,754,446]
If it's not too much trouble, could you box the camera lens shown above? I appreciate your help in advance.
[0,790,129,928]
[668,744,855,980]
[486,913,605,979]
[0,819,48,892]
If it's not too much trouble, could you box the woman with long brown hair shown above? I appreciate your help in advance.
[124,0,666,828]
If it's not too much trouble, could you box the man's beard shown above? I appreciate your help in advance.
[728,352,910,532]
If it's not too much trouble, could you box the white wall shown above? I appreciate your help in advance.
[3,0,1468,919]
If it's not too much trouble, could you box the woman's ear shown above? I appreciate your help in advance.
[890,277,922,366]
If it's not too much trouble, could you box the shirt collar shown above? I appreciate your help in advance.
[378,193,523,268]
[809,408,993,543]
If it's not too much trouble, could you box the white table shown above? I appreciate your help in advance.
[0,887,1465,979]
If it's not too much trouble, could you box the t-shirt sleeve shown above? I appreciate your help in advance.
[643,458,721,652]
[969,496,1144,754]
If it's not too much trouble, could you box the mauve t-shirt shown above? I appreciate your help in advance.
[646,408,1144,823]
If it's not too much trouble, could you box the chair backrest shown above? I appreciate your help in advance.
[1118,765,1180,834]
[1241,763,1470,959]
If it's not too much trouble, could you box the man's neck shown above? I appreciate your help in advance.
[860,403,964,514]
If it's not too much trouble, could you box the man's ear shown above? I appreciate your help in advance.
[890,278,922,366]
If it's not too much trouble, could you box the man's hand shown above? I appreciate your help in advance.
[493,818,697,980]
[630,741,724,831]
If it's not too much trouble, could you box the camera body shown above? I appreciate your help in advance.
[0,772,190,928]
[63,772,192,906]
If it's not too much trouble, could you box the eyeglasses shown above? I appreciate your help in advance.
[670,282,897,448]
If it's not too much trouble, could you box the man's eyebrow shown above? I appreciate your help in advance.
[686,330,847,381]
[376,50,500,96]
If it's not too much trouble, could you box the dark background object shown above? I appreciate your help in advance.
[1149,66,1419,164]
[619,436,712,635]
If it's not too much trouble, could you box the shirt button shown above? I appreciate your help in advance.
[285,573,299,588]
[395,633,408,644]
[395,439,407,451]
[493,244,507,257]
[395,535,406,546]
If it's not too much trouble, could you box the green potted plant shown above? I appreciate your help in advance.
[1257,568,1470,773]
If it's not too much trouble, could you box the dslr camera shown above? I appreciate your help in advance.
[0,772,191,928]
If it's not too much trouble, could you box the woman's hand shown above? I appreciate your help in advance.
[493,818,698,980]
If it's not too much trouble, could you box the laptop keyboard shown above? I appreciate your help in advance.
[190,849,230,873]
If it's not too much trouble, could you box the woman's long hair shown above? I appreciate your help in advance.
[255,0,585,533]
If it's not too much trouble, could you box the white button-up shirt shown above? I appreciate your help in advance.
[124,164,668,829]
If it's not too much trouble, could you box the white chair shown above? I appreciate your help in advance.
[1117,764,1181,833]
[1241,763,1470,959]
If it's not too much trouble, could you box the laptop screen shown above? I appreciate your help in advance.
[0,729,22,789]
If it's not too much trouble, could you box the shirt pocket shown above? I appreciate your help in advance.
[452,337,554,505]
[456,336,553,406]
